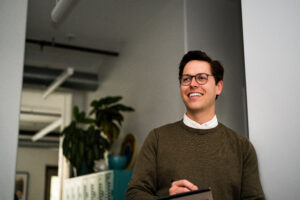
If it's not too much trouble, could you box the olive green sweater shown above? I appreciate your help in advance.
[126,120,265,200]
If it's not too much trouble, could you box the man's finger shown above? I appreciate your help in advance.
[172,179,199,191]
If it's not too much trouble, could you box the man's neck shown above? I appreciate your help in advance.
[186,109,215,125]
[183,113,218,129]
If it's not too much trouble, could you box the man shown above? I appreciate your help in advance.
[126,50,265,200]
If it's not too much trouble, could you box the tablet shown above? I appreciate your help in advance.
[156,187,213,200]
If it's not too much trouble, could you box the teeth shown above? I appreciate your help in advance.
[189,93,202,97]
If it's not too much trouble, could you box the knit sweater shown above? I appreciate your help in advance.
[126,120,265,200]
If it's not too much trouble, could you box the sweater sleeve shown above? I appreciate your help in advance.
[125,129,159,200]
[241,140,265,200]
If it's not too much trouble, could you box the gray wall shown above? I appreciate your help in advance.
[184,0,247,136]
[242,0,300,199]
[0,0,28,199]
[87,0,185,150]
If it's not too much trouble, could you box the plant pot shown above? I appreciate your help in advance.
[108,155,127,170]
[71,162,90,177]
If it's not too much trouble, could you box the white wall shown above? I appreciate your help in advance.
[184,0,248,136]
[87,0,185,149]
[0,0,28,199]
[16,148,59,200]
[242,0,300,199]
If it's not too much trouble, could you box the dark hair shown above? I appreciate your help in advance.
[178,50,224,85]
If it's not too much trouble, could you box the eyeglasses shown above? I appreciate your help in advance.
[180,73,215,86]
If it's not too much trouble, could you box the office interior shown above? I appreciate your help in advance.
[1,0,299,199]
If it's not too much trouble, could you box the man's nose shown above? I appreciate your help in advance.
[190,77,198,87]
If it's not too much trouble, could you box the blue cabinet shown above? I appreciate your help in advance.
[113,170,133,200]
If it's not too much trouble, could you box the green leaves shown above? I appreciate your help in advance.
[73,106,94,124]
[60,95,134,175]
[108,104,135,112]
[90,96,123,115]
[89,96,134,145]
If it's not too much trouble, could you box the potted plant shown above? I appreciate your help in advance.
[89,96,134,151]
[61,96,134,175]
[89,96,134,169]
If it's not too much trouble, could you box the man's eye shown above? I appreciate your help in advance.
[182,77,191,82]
[197,75,207,80]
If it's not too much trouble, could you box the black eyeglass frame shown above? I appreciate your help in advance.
[180,73,215,86]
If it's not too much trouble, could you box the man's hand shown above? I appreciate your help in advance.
[169,179,199,195]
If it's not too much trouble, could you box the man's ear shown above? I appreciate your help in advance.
[216,80,223,95]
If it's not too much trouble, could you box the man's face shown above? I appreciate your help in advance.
[180,60,223,116]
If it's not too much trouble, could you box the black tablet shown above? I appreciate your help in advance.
[156,187,213,200]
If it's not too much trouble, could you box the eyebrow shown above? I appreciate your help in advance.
[182,73,208,76]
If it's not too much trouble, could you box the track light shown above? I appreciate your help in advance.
[43,67,74,99]
[32,118,63,142]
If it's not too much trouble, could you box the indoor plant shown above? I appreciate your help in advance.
[89,96,134,151]
[61,96,134,175]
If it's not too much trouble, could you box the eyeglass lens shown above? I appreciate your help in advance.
[181,73,209,85]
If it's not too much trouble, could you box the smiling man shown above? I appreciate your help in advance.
[126,51,265,200]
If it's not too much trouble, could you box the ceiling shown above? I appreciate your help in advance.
[25,0,162,73]
[20,0,164,137]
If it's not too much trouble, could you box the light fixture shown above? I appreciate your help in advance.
[51,0,74,23]
[43,67,74,99]
[32,118,63,142]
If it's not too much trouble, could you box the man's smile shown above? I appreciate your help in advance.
[188,92,203,98]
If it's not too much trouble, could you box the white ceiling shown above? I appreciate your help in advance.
[21,0,165,132]
[25,0,162,73]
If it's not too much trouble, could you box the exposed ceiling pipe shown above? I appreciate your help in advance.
[19,134,59,149]
[26,38,119,56]
[20,110,61,117]
[51,0,75,23]
[43,67,74,99]
[19,139,59,149]
[23,65,99,91]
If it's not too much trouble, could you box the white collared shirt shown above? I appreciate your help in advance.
[183,113,218,129]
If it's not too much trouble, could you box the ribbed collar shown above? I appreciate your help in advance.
[178,120,222,135]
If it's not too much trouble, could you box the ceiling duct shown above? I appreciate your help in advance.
[18,131,59,149]
[18,137,59,149]
[26,38,119,56]
[23,65,99,91]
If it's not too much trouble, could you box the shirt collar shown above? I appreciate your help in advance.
[183,113,218,129]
